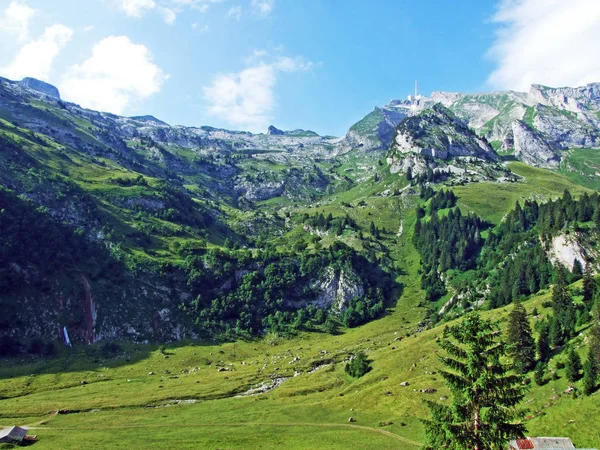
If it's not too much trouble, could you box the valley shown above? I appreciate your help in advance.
[1,76,600,449]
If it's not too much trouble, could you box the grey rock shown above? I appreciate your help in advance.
[512,120,561,168]
[19,77,60,99]
[267,125,285,135]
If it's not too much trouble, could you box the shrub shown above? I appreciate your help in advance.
[345,351,371,378]
[28,337,45,354]
[101,342,122,358]
[0,335,21,357]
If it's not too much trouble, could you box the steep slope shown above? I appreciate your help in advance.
[386,104,504,180]
[337,104,410,155]
[345,82,600,173]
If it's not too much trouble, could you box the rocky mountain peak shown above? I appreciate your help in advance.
[268,125,285,135]
[529,82,600,113]
[19,77,60,99]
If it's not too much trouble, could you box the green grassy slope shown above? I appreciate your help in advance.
[1,288,598,449]
[2,163,600,449]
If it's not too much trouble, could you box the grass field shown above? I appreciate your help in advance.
[1,286,599,449]
[560,148,600,191]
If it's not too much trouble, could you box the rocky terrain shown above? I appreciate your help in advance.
[386,104,507,181]
[344,82,600,169]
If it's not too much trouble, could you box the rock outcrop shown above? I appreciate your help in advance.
[267,125,285,135]
[311,267,365,311]
[19,77,61,99]
[391,104,498,162]
[512,120,561,168]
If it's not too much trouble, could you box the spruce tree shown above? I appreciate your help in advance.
[552,265,575,342]
[537,321,551,363]
[369,221,376,236]
[506,300,536,372]
[534,361,546,386]
[422,313,527,450]
[565,347,582,383]
[590,321,600,366]
[572,259,584,281]
[582,266,595,313]
[583,348,598,396]
[593,207,600,230]
[548,316,562,348]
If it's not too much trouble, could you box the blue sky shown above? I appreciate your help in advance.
[1,0,599,136]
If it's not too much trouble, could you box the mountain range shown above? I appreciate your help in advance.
[1,75,600,342]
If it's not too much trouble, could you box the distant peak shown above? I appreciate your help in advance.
[19,77,60,99]
[267,125,285,135]
[130,115,169,126]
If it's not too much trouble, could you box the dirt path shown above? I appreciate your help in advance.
[23,410,58,428]
[37,420,422,446]
[80,275,94,345]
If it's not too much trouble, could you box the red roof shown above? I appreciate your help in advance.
[516,439,535,449]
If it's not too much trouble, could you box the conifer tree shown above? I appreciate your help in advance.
[590,321,600,366]
[583,347,598,396]
[422,313,527,450]
[537,321,551,363]
[565,347,582,383]
[552,265,575,342]
[582,266,595,313]
[548,316,562,349]
[369,220,376,236]
[593,207,600,231]
[534,361,546,386]
[572,259,584,281]
[506,300,536,372]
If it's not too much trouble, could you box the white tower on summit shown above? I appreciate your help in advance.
[408,79,420,112]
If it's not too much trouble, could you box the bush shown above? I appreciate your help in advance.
[345,351,371,378]
[28,337,45,354]
[44,341,57,356]
[0,335,21,356]
[101,342,122,358]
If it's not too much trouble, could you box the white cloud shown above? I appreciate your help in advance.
[160,6,176,24]
[274,56,314,72]
[60,36,168,114]
[0,0,37,41]
[203,64,275,132]
[192,22,209,32]
[0,24,73,81]
[251,0,274,17]
[113,0,220,20]
[488,0,600,91]
[202,54,314,132]
[117,0,156,17]
[227,5,242,20]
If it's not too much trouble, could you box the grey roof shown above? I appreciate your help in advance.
[508,437,598,450]
[531,437,576,449]
[0,426,27,443]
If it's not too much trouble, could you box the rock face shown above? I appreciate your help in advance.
[391,104,498,161]
[529,83,600,113]
[512,120,561,168]
[19,77,61,99]
[311,267,365,311]
[547,233,600,274]
[268,125,285,135]
[338,106,408,155]
[352,82,600,170]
